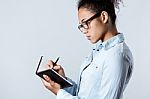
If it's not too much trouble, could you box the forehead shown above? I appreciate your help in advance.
[78,8,94,23]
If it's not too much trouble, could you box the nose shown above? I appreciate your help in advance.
[83,30,88,34]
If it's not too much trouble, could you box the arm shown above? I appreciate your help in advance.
[42,60,80,99]
[43,75,80,99]
[63,77,77,96]
[56,89,79,99]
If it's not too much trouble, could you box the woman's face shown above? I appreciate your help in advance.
[78,8,108,43]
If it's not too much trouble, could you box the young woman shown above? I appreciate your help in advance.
[41,0,133,99]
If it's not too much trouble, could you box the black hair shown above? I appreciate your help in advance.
[77,0,123,24]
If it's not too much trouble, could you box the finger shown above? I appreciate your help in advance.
[53,65,61,70]
[43,75,51,82]
[42,75,55,86]
[50,80,55,86]
[41,78,49,85]
[47,60,54,68]
[43,63,51,69]
[41,79,52,89]
[47,60,54,66]
[46,64,53,69]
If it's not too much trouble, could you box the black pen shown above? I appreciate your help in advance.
[53,57,60,66]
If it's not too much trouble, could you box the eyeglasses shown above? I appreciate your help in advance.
[78,12,101,32]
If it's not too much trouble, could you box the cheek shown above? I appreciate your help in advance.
[91,22,103,36]
[90,22,104,42]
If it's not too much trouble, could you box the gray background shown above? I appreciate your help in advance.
[0,0,150,99]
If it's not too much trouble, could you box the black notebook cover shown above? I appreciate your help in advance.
[36,56,73,88]
[36,69,73,88]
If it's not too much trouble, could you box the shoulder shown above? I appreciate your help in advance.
[103,42,133,68]
[104,42,132,59]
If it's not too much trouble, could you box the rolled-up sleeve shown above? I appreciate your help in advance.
[56,89,79,99]
[56,78,79,99]
[63,77,77,96]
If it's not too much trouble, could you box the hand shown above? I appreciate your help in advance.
[42,60,66,95]
[42,75,61,95]
[47,60,66,78]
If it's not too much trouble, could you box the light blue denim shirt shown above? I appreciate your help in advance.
[56,33,133,99]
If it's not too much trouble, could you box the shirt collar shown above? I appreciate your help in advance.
[92,33,124,51]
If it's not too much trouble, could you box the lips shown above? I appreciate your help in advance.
[84,34,91,40]
[86,36,91,40]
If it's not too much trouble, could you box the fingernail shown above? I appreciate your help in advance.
[53,66,57,69]
[43,75,47,78]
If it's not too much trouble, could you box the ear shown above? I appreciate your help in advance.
[100,11,109,24]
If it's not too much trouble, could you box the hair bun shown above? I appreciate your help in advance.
[95,0,123,8]
[110,0,123,8]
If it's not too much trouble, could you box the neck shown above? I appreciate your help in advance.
[102,24,118,42]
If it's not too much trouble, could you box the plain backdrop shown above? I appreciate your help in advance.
[0,0,150,99]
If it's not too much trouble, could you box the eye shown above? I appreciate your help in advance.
[78,24,83,28]
[80,24,84,27]
[82,23,88,29]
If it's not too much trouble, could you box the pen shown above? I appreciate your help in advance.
[53,57,60,66]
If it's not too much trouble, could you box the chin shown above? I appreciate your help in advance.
[90,40,97,44]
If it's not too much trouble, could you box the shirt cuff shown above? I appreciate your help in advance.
[56,89,66,99]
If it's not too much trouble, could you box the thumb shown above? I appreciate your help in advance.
[43,75,51,82]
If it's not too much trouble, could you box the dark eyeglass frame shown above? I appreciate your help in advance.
[78,12,101,32]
